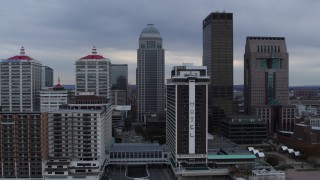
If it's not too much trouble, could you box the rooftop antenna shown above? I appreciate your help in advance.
[92,46,97,55]
[20,46,25,55]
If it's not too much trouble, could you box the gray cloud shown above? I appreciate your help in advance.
[0,0,319,85]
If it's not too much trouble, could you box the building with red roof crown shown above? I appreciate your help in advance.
[75,46,111,99]
[0,47,42,112]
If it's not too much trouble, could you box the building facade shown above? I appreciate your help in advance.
[40,84,69,112]
[166,63,210,167]
[110,64,128,90]
[43,104,112,179]
[41,66,54,87]
[0,47,42,112]
[0,112,44,178]
[75,47,111,99]
[137,24,165,122]
[202,12,234,132]
[244,37,295,132]
[111,64,128,105]
[111,89,126,105]
[220,115,267,144]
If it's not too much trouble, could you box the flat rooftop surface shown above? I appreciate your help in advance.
[109,143,162,152]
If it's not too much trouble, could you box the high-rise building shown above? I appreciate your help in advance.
[166,63,210,167]
[75,47,111,98]
[0,47,42,112]
[43,97,112,179]
[41,66,54,87]
[111,64,128,105]
[137,24,165,122]
[202,12,234,132]
[0,112,44,178]
[111,64,128,90]
[244,37,295,132]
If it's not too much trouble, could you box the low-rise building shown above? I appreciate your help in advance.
[220,115,267,144]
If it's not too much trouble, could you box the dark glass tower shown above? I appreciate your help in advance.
[202,12,234,132]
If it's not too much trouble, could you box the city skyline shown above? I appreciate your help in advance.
[0,0,319,85]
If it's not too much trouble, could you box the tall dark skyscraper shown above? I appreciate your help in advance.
[244,37,295,132]
[137,24,165,122]
[166,63,209,167]
[202,12,234,132]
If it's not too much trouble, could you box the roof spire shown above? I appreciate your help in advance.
[20,46,25,55]
[58,75,60,85]
[92,46,97,55]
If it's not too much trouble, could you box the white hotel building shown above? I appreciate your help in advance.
[75,47,111,99]
[43,104,112,180]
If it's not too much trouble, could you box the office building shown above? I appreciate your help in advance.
[111,64,128,105]
[75,47,111,98]
[220,115,267,144]
[137,24,165,122]
[111,64,128,90]
[202,12,234,132]
[40,83,69,112]
[244,37,295,132]
[0,47,42,112]
[166,63,210,167]
[0,112,44,178]
[41,66,54,87]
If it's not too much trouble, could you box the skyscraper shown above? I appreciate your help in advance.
[111,64,128,90]
[75,47,111,98]
[202,12,234,132]
[0,47,42,112]
[244,37,295,132]
[111,64,128,105]
[41,66,54,88]
[137,24,165,122]
[166,63,210,167]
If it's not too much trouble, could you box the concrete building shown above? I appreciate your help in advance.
[137,24,165,122]
[43,103,112,179]
[75,47,111,99]
[220,116,267,144]
[244,37,295,132]
[166,63,210,167]
[202,12,234,132]
[41,66,54,87]
[40,83,69,112]
[0,112,44,178]
[0,47,42,112]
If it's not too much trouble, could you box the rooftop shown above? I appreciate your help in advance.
[7,47,33,61]
[140,24,161,38]
[80,46,108,60]
[109,143,162,152]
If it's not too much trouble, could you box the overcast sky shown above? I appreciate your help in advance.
[0,0,319,86]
